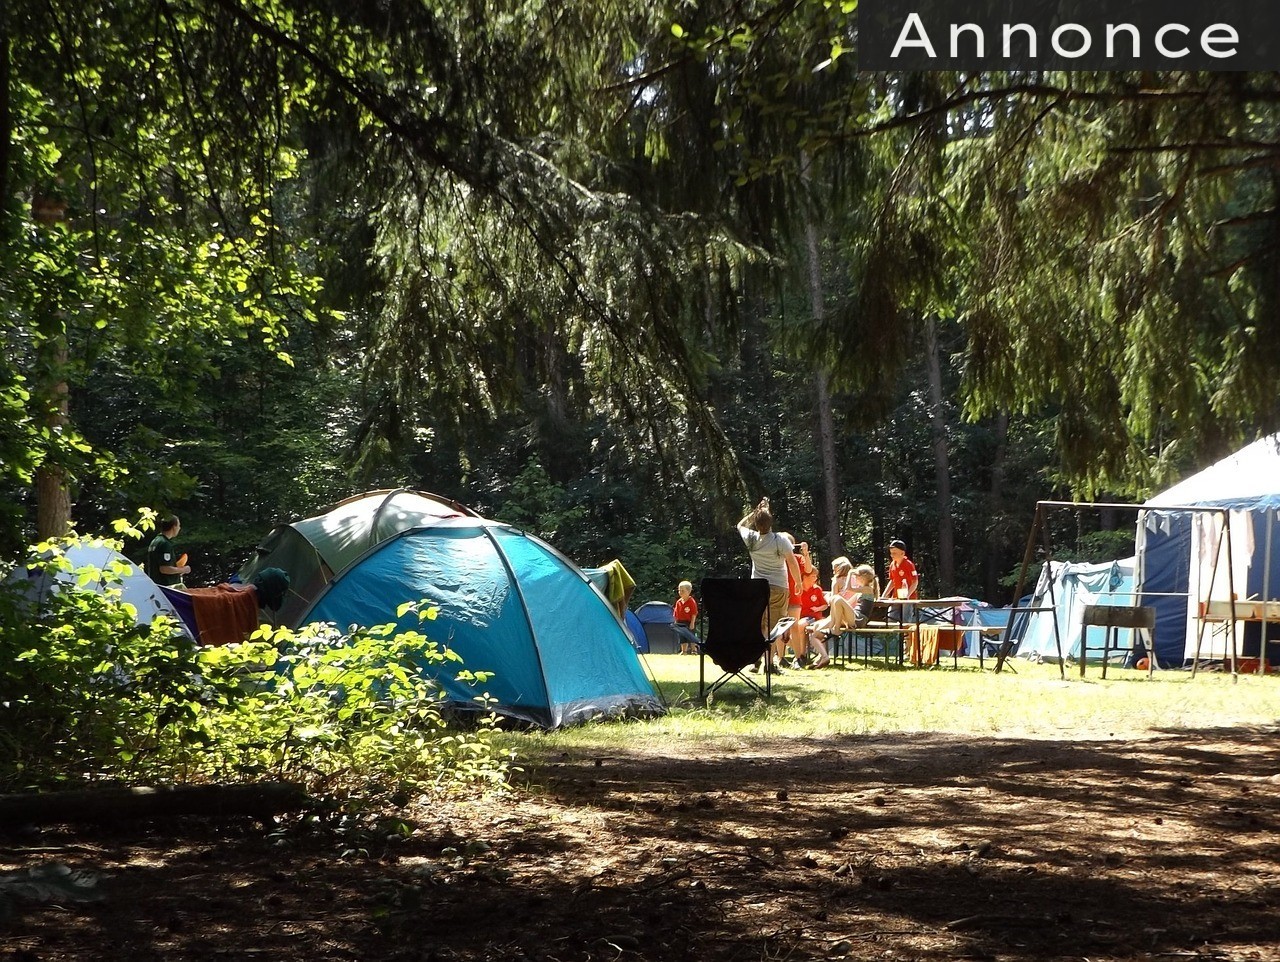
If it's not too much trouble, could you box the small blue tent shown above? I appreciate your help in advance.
[635,600,698,654]
[299,518,663,729]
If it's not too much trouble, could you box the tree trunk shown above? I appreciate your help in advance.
[35,463,70,539]
[1,22,11,245]
[925,317,953,594]
[35,313,71,539]
[800,151,843,568]
[872,516,886,588]
[0,782,314,825]
[30,189,74,540]
[984,411,1010,602]
[812,369,842,564]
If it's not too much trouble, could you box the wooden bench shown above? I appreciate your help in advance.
[833,622,905,665]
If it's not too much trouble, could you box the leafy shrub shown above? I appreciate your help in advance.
[188,617,510,793]
[0,535,509,795]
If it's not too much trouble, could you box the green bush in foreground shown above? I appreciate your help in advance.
[0,536,509,796]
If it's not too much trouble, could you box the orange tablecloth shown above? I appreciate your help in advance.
[904,625,965,666]
[184,583,261,646]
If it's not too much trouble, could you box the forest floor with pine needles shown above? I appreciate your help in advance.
[5,720,1280,961]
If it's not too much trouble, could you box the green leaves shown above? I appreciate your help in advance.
[2,0,332,526]
[0,537,509,794]
[943,72,1280,493]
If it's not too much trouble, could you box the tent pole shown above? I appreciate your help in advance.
[1262,507,1275,675]
[480,526,557,725]
[1190,512,1203,676]
[368,489,406,549]
[1225,510,1239,680]
[1039,510,1065,679]
[1135,509,1159,676]
[1135,511,1152,674]
[1191,512,1226,678]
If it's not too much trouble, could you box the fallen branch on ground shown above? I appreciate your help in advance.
[0,782,314,826]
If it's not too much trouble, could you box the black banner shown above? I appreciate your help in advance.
[858,0,1279,70]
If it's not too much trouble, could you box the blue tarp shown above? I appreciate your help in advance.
[958,605,1013,657]
[1019,558,1141,664]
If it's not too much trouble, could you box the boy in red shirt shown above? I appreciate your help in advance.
[882,538,919,623]
[673,580,699,655]
[882,539,919,599]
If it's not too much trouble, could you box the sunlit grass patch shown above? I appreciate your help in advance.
[501,653,1280,760]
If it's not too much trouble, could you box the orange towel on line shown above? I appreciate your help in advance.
[904,626,939,667]
[185,583,261,647]
[904,626,964,665]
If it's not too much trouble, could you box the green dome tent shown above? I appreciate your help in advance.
[238,489,477,627]
[299,518,664,729]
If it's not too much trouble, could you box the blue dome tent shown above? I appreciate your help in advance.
[298,517,663,729]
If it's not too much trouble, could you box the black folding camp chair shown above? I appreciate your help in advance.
[698,577,774,701]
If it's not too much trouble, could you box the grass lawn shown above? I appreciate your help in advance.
[500,653,1280,757]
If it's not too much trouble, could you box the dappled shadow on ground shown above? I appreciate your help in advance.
[5,726,1280,961]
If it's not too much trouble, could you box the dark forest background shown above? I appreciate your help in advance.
[6,2,1280,608]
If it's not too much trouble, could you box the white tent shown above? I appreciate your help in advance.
[7,541,194,641]
[1019,558,1143,664]
[1138,435,1280,667]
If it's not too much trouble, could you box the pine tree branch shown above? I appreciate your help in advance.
[841,80,1280,141]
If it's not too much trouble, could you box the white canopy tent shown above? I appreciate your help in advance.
[1138,435,1280,668]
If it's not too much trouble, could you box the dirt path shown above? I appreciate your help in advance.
[5,726,1280,961]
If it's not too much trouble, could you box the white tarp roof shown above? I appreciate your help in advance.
[1146,434,1280,507]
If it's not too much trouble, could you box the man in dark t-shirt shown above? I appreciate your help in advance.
[146,515,191,587]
